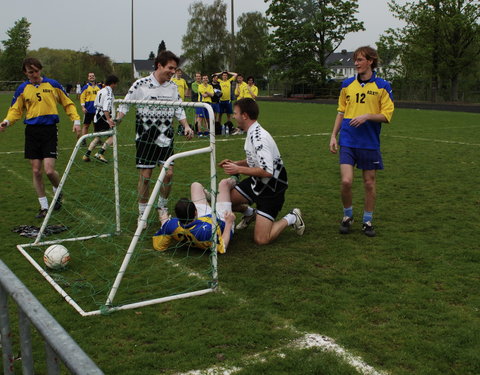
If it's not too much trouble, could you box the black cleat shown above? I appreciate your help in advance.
[362,221,376,237]
[35,208,48,219]
[53,192,63,211]
[339,216,353,234]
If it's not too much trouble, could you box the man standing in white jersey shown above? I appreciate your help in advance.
[116,51,194,223]
[219,98,305,245]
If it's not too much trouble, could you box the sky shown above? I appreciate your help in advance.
[1,0,405,63]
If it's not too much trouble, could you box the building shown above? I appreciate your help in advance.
[326,49,355,81]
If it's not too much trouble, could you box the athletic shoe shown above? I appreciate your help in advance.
[236,209,257,230]
[231,128,242,135]
[53,192,63,211]
[94,153,108,163]
[82,155,90,162]
[35,208,48,219]
[290,208,305,236]
[339,216,353,234]
[362,221,376,237]
[80,139,87,147]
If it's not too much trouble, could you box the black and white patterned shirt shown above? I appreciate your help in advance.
[118,73,186,147]
[244,121,288,195]
[94,86,114,122]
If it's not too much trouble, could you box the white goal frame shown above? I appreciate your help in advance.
[16,100,218,316]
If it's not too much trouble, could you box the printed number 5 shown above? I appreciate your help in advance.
[36,93,42,102]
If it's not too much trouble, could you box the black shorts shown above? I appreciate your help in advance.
[235,177,287,221]
[25,125,58,160]
[135,140,174,169]
[83,112,95,125]
[94,117,110,132]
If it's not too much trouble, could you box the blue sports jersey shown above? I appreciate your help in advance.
[337,72,394,150]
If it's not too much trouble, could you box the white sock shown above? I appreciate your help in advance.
[52,186,57,194]
[157,196,168,209]
[283,213,296,226]
[243,206,254,217]
[39,196,49,210]
[138,203,147,216]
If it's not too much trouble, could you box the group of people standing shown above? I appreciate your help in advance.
[1,44,393,252]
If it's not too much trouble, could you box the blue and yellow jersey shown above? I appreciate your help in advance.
[171,77,188,100]
[235,81,247,99]
[337,72,394,150]
[152,215,227,254]
[241,84,258,100]
[198,84,214,103]
[219,76,235,101]
[80,82,101,113]
[5,77,80,126]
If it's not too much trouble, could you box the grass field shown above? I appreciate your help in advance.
[0,93,479,375]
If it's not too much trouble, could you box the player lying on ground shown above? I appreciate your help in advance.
[152,179,236,254]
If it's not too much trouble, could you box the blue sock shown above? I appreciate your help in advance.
[343,206,353,218]
[363,211,373,223]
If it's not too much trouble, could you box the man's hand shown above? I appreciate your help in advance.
[183,124,194,140]
[107,118,116,128]
[0,121,8,132]
[218,159,234,167]
[81,106,87,114]
[349,114,370,128]
[329,136,338,154]
[72,120,81,133]
[222,161,240,175]
[223,211,236,225]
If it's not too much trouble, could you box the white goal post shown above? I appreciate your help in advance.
[16,100,218,316]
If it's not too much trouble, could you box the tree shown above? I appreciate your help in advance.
[235,12,269,80]
[181,0,230,74]
[385,0,480,101]
[148,51,155,60]
[0,17,31,80]
[265,0,364,83]
[157,40,166,55]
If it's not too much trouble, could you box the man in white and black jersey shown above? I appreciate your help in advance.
[83,75,119,163]
[116,51,194,223]
[219,98,305,245]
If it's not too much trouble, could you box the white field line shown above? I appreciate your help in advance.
[175,332,388,375]
[1,131,478,157]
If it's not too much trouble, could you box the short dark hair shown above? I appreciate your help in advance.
[237,73,244,78]
[105,75,119,86]
[234,98,259,120]
[354,46,379,70]
[154,50,180,70]
[175,198,197,225]
[246,76,255,83]
[22,57,42,72]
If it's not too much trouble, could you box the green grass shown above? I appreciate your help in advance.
[0,93,479,374]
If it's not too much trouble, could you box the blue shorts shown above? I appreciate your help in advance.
[211,103,220,114]
[219,101,232,114]
[196,104,212,119]
[339,146,384,170]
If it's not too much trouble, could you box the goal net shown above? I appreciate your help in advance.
[16,100,220,316]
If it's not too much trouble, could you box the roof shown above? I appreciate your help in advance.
[133,59,155,72]
[325,50,355,68]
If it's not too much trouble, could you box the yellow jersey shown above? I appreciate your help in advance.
[198,83,214,103]
[171,77,188,100]
[235,81,247,99]
[80,82,101,113]
[219,76,235,101]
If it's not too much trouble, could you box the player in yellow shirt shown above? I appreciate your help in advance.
[234,74,247,100]
[153,179,236,254]
[242,76,259,100]
[79,72,101,145]
[197,74,215,136]
[215,71,237,130]
[0,58,81,218]
[171,68,188,100]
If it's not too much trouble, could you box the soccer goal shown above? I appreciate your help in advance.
[16,100,219,316]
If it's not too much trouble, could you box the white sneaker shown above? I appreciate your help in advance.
[290,208,305,235]
[236,209,257,230]
[137,214,147,230]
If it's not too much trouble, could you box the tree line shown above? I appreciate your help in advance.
[1,1,479,102]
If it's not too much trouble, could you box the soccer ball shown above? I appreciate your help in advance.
[43,244,70,269]
[214,89,222,98]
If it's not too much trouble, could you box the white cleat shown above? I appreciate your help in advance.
[291,208,305,236]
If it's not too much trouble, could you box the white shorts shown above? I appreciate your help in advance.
[194,202,232,222]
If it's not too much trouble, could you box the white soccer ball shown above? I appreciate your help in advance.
[43,244,70,269]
